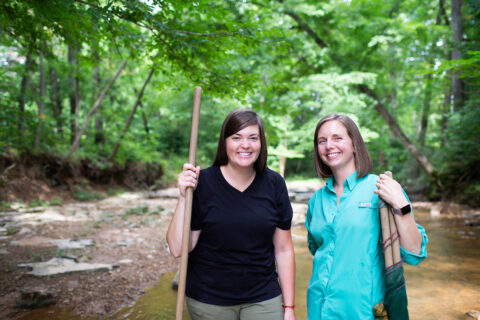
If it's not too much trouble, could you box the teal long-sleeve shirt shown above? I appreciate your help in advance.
[305,172,428,319]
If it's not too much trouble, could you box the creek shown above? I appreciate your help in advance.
[111,209,479,320]
[17,209,480,320]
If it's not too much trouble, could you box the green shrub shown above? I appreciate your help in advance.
[73,187,104,202]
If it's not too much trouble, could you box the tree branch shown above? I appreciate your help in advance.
[172,30,239,37]
[67,59,128,159]
[356,85,435,176]
[274,0,436,177]
[283,9,327,48]
[74,0,241,38]
[108,66,155,161]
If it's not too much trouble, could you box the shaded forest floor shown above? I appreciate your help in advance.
[0,153,179,319]
[0,187,180,319]
[0,151,165,205]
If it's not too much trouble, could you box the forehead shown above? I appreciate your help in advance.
[232,124,260,135]
[317,120,348,137]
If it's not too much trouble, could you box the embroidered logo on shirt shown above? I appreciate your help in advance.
[359,202,372,208]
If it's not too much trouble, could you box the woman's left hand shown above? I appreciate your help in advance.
[374,173,409,209]
[374,173,423,254]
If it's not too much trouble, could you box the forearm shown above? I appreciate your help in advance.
[387,192,422,254]
[276,249,295,304]
[276,246,296,320]
[374,174,423,254]
[166,196,186,257]
[394,213,422,255]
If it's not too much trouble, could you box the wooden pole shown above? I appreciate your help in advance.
[175,87,202,320]
[379,171,402,268]
[379,195,394,268]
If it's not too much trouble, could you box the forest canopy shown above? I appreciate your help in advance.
[1,0,479,206]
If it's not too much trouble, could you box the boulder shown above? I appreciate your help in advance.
[15,288,57,309]
[18,258,113,277]
[465,310,480,320]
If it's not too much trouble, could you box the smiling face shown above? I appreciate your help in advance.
[317,120,356,176]
[225,125,261,170]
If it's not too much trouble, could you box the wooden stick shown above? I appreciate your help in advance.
[379,195,394,268]
[389,209,402,264]
[384,172,402,264]
[175,86,202,320]
[380,171,403,268]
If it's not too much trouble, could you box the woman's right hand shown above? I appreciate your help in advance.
[178,163,200,197]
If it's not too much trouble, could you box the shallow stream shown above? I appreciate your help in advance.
[18,209,480,319]
[111,210,480,320]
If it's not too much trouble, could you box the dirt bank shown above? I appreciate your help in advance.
[0,187,180,319]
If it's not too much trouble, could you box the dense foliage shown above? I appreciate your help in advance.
[0,0,479,205]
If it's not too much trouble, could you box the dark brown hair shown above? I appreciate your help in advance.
[313,113,372,179]
[213,109,267,173]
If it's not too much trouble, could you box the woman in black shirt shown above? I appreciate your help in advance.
[167,109,296,320]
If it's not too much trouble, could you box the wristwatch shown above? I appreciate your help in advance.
[392,204,412,215]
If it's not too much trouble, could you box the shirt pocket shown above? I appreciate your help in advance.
[348,201,378,230]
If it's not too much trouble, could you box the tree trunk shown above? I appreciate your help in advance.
[279,136,289,178]
[278,5,436,178]
[139,101,150,137]
[419,68,433,147]
[441,79,452,148]
[93,65,105,145]
[451,0,464,109]
[68,45,80,145]
[34,51,45,150]
[357,85,435,176]
[108,66,154,161]
[437,0,450,26]
[18,51,33,140]
[94,117,104,144]
[68,59,128,159]
[49,67,63,136]
[437,1,452,147]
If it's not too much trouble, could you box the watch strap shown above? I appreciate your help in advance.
[392,204,412,215]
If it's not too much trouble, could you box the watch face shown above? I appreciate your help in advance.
[400,204,412,215]
[392,204,412,215]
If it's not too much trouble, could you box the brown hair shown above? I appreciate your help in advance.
[313,113,372,178]
[213,109,267,173]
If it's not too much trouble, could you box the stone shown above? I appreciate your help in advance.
[464,219,480,227]
[118,259,133,264]
[465,310,480,320]
[114,240,135,247]
[430,204,441,217]
[52,239,94,250]
[172,269,180,290]
[291,203,308,226]
[15,288,57,309]
[18,258,113,277]
[11,236,58,247]
[10,202,26,210]
[154,188,179,199]
[18,227,33,235]
[11,237,94,249]
[288,187,315,203]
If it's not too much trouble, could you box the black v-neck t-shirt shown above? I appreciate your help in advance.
[186,165,293,305]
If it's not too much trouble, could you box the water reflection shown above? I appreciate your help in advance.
[109,271,190,320]
[405,211,480,320]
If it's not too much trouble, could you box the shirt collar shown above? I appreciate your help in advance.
[326,171,360,192]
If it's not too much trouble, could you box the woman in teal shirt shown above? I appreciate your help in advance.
[305,114,428,319]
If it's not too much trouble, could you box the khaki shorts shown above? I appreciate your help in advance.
[186,294,284,320]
